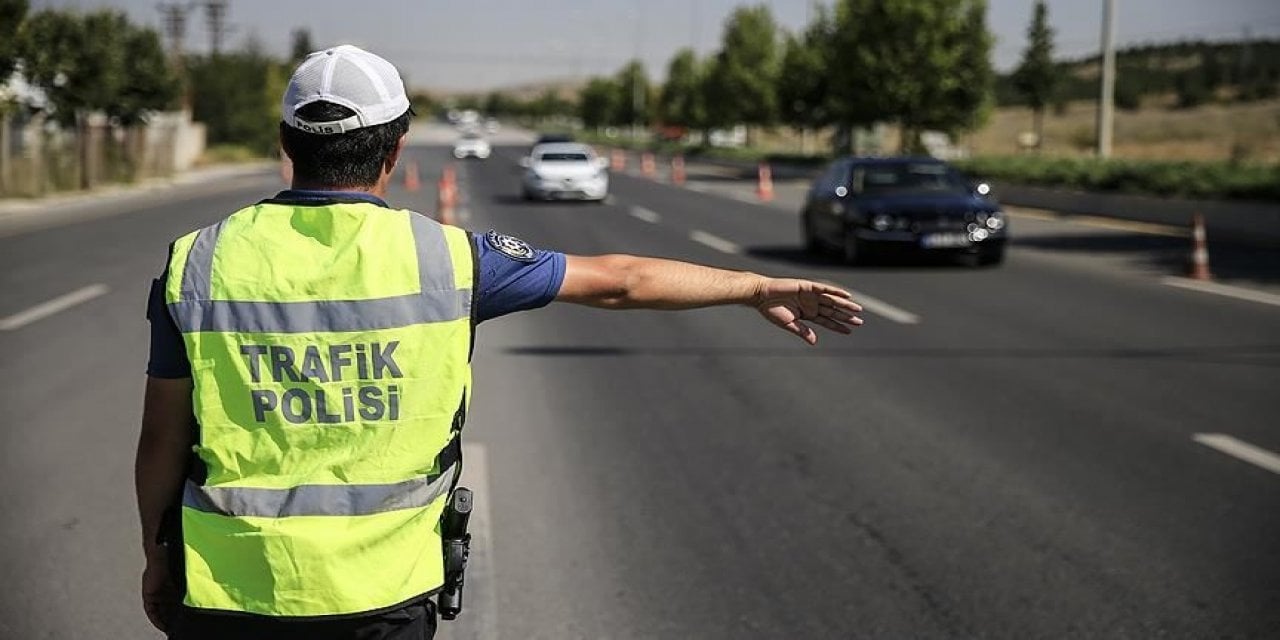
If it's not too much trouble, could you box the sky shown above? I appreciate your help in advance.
[30,0,1280,91]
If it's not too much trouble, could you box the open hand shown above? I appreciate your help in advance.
[754,279,864,345]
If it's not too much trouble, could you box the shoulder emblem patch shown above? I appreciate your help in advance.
[485,230,537,262]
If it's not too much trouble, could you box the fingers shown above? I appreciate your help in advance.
[814,282,853,299]
[784,320,818,345]
[812,315,853,334]
[820,292,863,313]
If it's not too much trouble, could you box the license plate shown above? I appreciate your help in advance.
[920,233,971,248]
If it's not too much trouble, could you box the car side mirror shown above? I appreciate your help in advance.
[594,157,609,170]
[519,157,531,168]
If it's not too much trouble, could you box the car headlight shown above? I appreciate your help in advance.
[871,213,893,231]
[985,212,1005,230]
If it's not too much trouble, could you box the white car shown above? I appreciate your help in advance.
[453,134,490,159]
[520,143,609,202]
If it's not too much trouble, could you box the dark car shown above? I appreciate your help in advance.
[800,157,1007,265]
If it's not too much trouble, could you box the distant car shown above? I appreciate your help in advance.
[800,157,1007,265]
[520,143,608,202]
[485,118,500,134]
[534,132,575,146]
[453,133,491,160]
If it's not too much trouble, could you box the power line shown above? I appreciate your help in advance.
[202,0,230,56]
[156,2,193,59]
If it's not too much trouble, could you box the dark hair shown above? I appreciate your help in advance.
[280,102,412,188]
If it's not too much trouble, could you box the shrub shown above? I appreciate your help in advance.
[953,155,1279,201]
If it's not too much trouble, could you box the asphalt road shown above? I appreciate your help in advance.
[1,138,1278,639]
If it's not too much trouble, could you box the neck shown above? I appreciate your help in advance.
[290,180,388,199]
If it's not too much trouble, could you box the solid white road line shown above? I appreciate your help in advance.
[629,206,661,223]
[689,230,742,254]
[456,442,499,640]
[0,284,109,331]
[820,280,921,325]
[1193,433,1280,476]
[1162,277,1280,308]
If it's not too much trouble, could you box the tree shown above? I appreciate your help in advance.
[613,60,651,130]
[657,48,705,131]
[290,28,315,63]
[483,91,516,117]
[1011,0,1058,149]
[579,76,619,129]
[829,0,994,153]
[776,6,834,152]
[702,5,780,136]
[112,24,181,126]
[531,88,573,120]
[0,0,28,83]
[187,50,282,154]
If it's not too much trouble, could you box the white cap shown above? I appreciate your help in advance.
[282,45,411,135]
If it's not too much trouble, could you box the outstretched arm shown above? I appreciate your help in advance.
[557,254,863,345]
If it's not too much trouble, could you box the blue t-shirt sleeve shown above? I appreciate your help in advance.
[472,231,565,323]
[146,271,191,378]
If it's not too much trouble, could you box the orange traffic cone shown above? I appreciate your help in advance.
[610,149,626,172]
[756,162,774,202]
[1189,212,1212,280]
[437,166,458,225]
[404,161,422,192]
[641,152,656,179]
[671,155,686,186]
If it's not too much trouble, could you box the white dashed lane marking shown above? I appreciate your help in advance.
[819,280,921,325]
[0,284,109,331]
[1162,277,1280,308]
[689,230,742,255]
[1193,434,1280,476]
[629,206,661,224]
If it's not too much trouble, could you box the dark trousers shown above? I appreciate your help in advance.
[168,599,436,640]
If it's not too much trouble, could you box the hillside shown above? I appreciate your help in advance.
[996,39,1280,108]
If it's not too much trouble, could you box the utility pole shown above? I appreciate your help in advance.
[203,0,229,57]
[632,0,644,139]
[156,3,192,60]
[1095,0,1116,158]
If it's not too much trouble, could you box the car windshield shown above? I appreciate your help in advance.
[460,134,482,141]
[538,153,590,162]
[859,163,968,195]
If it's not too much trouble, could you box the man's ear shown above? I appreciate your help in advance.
[385,133,408,173]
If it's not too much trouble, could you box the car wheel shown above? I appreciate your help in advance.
[841,233,863,265]
[977,245,1005,267]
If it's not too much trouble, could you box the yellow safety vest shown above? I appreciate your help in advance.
[164,196,474,617]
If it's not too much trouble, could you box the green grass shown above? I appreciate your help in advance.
[952,155,1280,202]
[198,144,268,166]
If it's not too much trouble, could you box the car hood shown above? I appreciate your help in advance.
[530,162,600,179]
[856,192,996,215]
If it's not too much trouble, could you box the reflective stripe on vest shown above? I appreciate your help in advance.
[165,201,474,617]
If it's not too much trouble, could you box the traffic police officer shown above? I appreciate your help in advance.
[135,45,863,640]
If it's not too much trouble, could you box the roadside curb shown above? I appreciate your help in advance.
[0,162,278,239]
[0,161,277,217]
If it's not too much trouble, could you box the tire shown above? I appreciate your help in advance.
[841,233,863,265]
